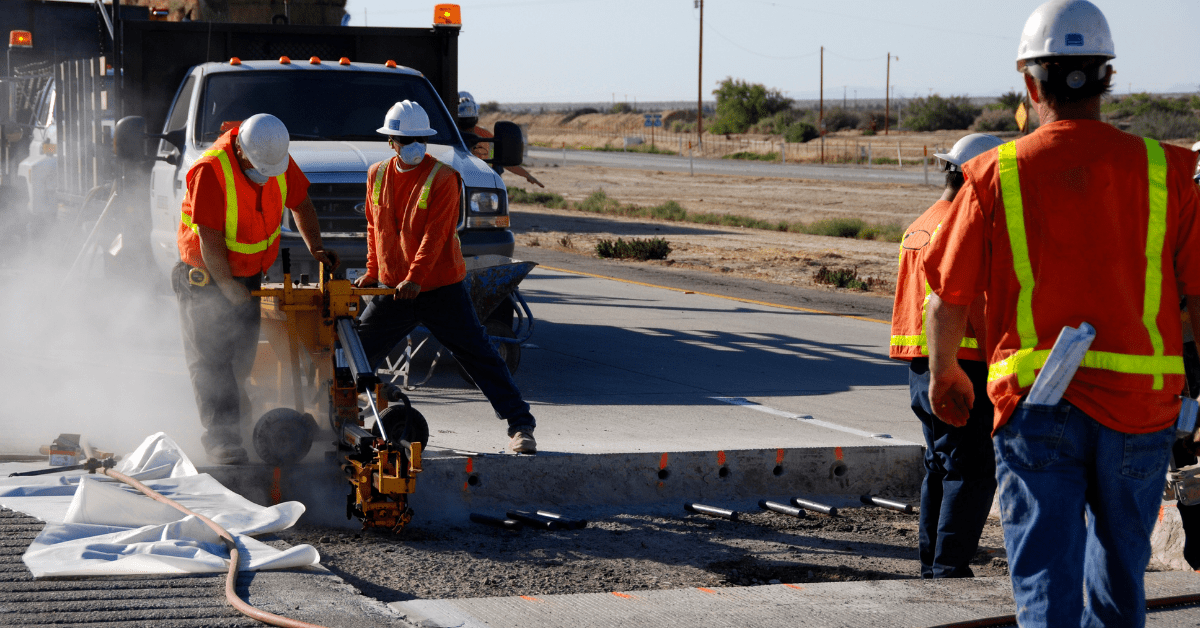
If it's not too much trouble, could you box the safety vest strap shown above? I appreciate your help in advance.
[890,334,979,351]
[418,163,443,210]
[180,147,284,255]
[371,161,385,207]
[372,160,444,211]
[990,139,1175,388]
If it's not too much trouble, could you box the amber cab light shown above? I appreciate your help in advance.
[279,56,291,65]
[433,4,461,25]
[229,57,242,65]
[385,59,397,68]
[9,31,33,49]
[339,57,351,66]
[309,56,321,64]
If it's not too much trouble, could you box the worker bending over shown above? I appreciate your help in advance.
[891,133,1004,579]
[457,92,543,188]
[923,1,1200,625]
[353,100,538,454]
[175,114,337,465]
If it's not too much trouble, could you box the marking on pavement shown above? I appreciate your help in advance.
[712,397,917,445]
[785,584,804,590]
[520,595,544,603]
[697,587,716,594]
[835,447,844,460]
[776,449,786,465]
[659,452,669,469]
[717,451,726,466]
[537,265,889,324]
[269,467,282,505]
[611,592,635,599]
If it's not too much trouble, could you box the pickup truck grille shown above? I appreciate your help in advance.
[306,182,368,235]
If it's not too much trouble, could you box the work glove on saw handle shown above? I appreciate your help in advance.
[311,248,339,273]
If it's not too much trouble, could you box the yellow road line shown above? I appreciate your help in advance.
[536,265,890,324]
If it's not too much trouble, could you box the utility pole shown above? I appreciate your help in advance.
[843,86,846,109]
[819,45,824,164]
[696,0,704,150]
[885,53,896,135]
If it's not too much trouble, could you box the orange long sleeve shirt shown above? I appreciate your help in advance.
[363,154,466,290]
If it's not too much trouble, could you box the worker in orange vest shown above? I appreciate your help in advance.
[353,100,537,454]
[890,133,1004,579]
[922,1,1200,625]
[1179,143,1200,570]
[457,92,543,188]
[174,113,337,465]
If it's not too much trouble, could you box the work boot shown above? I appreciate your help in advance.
[508,430,536,454]
[207,443,249,465]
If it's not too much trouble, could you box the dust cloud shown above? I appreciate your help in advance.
[0,186,207,462]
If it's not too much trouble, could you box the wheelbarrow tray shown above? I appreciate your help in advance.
[463,255,538,321]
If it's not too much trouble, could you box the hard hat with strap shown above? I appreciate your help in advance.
[987,138,1183,390]
[377,100,436,137]
[935,134,1006,172]
[1016,0,1114,86]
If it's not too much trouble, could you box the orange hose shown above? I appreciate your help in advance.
[100,467,330,628]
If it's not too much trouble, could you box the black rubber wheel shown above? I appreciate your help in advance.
[376,403,430,450]
[253,408,318,466]
[456,320,521,385]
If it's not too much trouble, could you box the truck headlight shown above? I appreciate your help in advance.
[469,191,500,213]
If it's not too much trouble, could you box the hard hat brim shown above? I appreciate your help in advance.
[255,156,290,178]
[376,126,437,137]
[1192,141,1200,153]
[933,152,955,165]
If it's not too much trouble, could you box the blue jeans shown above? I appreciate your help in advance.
[994,400,1174,628]
[910,359,997,578]
[356,281,535,435]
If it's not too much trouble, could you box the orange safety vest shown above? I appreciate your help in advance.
[890,199,983,362]
[177,128,287,277]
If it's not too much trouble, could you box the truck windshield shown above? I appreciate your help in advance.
[196,71,460,146]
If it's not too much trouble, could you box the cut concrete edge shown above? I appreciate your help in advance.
[202,444,924,528]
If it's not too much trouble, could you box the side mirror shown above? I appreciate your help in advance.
[113,116,148,161]
[489,121,524,168]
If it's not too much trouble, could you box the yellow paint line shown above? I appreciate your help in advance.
[536,265,889,324]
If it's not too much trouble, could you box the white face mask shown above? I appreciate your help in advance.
[399,141,426,166]
[243,167,270,185]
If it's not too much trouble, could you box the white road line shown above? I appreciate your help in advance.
[712,396,918,446]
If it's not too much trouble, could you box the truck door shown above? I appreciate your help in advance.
[149,74,197,274]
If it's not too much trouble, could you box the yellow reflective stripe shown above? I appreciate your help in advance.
[997,142,1039,387]
[417,163,442,210]
[276,173,288,208]
[989,348,1184,382]
[182,147,278,254]
[371,162,385,206]
[225,224,281,254]
[890,335,978,350]
[1143,138,1168,389]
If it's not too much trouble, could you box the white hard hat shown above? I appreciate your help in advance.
[377,100,436,137]
[458,91,479,119]
[238,113,290,177]
[935,134,1007,171]
[1192,141,1200,153]
[1017,0,1115,71]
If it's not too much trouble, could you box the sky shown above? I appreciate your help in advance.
[343,0,1200,104]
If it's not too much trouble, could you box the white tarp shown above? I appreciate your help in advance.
[0,433,319,577]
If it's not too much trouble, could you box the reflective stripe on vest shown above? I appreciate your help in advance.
[889,220,978,355]
[372,160,443,210]
[180,148,285,254]
[987,138,1180,388]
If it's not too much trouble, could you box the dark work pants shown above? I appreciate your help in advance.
[1179,340,1200,569]
[909,358,998,578]
[172,262,261,451]
[356,281,535,436]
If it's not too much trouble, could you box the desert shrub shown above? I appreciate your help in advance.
[479,101,501,114]
[784,121,819,143]
[645,201,688,221]
[610,102,635,114]
[1125,110,1200,141]
[1103,93,1200,140]
[595,237,672,261]
[902,95,981,131]
[991,90,1025,112]
[857,222,906,243]
[577,190,622,213]
[1103,93,1196,119]
[671,120,695,133]
[724,151,780,161]
[812,266,879,291]
[857,110,894,133]
[804,218,867,239]
[709,77,793,134]
[973,108,1020,133]
[821,107,860,132]
[560,108,600,124]
[506,186,567,209]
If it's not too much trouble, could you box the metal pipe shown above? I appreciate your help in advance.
[335,318,377,392]
[860,494,914,514]
[791,497,838,516]
[684,502,738,520]
[759,500,805,519]
[470,513,522,530]
[535,510,588,529]
[506,510,562,530]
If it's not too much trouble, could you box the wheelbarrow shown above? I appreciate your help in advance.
[379,255,537,389]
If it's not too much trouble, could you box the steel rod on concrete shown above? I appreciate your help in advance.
[684,502,738,520]
[791,497,838,516]
[536,510,588,529]
[758,500,805,519]
[470,513,523,530]
[505,510,562,530]
[860,494,914,514]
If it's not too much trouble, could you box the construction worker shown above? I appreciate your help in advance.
[457,91,543,188]
[353,100,538,454]
[923,1,1200,625]
[1180,142,1200,570]
[890,133,1004,579]
[174,113,337,465]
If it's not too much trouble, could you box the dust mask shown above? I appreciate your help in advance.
[243,167,270,185]
[399,141,426,166]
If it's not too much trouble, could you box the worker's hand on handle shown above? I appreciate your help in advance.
[312,248,339,272]
[217,279,252,307]
[930,364,974,427]
[393,280,421,300]
[354,275,378,288]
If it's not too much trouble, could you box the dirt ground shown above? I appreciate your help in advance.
[277,503,1008,602]
[501,162,936,300]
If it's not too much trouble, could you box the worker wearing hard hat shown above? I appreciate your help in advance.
[353,100,538,454]
[1181,143,1200,572]
[890,133,1005,579]
[457,92,543,188]
[922,1,1200,625]
[174,113,338,465]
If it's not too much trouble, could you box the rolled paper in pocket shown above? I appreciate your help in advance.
[1025,322,1095,406]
